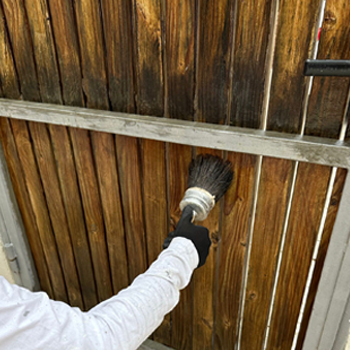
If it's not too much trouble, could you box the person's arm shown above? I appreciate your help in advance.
[0,206,211,350]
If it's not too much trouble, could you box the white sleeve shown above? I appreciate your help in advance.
[0,237,198,350]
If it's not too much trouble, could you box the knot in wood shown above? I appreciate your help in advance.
[323,10,337,31]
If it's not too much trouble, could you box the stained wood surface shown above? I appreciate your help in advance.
[196,0,233,124]
[168,143,193,350]
[267,162,331,350]
[0,118,53,297]
[267,0,320,133]
[49,125,98,309]
[69,128,113,302]
[214,152,257,349]
[230,0,273,128]
[305,0,350,138]
[296,167,347,350]
[0,1,348,348]
[240,157,293,350]
[10,119,68,302]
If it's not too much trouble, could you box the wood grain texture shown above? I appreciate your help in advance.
[196,0,234,124]
[295,167,347,350]
[91,131,129,294]
[1,0,40,101]
[10,119,68,302]
[69,127,113,302]
[305,0,350,138]
[72,0,109,109]
[0,117,53,297]
[214,152,257,349]
[45,0,84,107]
[192,148,222,350]
[48,125,98,310]
[230,0,273,128]
[22,0,62,104]
[166,0,195,120]
[240,157,293,350]
[115,135,147,281]
[168,142,193,350]
[132,0,163,116]
[28,122,83,308]
[0,4,20,100]
[267,162,331,350]
[267,0,320,133]
[100,0,135,113]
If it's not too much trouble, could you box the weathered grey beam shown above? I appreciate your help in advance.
[0,98,349,169]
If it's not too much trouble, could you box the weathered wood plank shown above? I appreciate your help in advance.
[115,135,148,281]
[305,0,350,138]
[48,125,98,309]
[196,0,234,124]
[28,122,83,308]
[166,0,195,121]
[0,117,53,296]
[214,152,257,349]
[10,119,68,301]
[45,0,84,107]
[91,131,129,294]
[240,157,293,350]
[22,0,61,104]
[267,162,331,350]
[0,4,20,100]
[192,148,222,350]
[69,127,113,302]
[168,142,193,350]
[1,0,40,101]
[100,0,135,113]
[72,0,109,109]
[230,0,273,128]
[267,0,320,133]
[295,167,347,350]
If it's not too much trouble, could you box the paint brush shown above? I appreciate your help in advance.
[179,154,234,221]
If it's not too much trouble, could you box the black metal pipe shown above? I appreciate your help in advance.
[304,59,350,77]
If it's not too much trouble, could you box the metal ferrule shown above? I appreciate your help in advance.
[179,187,216,221]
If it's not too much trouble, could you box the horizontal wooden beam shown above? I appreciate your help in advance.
[0,98,349,169]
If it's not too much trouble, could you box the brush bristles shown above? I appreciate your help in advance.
[188,154,233,202]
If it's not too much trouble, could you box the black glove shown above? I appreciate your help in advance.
[163,206,211,268]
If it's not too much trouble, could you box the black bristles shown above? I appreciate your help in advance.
[188,154,234,202]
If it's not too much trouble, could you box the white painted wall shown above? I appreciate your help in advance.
[0,236,15,284]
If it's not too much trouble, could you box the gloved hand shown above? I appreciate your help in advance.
[163,206,211,268]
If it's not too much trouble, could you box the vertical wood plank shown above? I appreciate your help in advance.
[214,152,257,349]
[28,122,83,308]
[168,142,193,350]
[0,3,20,100]
[10,119,68,302]
[45,0,84,107]
[267,0,320,133]
[115,135,147,281]
[69,128,113,302]
[240,158,293,350]
[100,0,135,113]
[230,0,273,128]
[0,118,53,297]
[91,132,129,294]
[305,0,350,138]
[196,0,234,124]
[267,162,331,350]
[295,168,347,350]
[192,148,222,350]
[49,125,98,310]
[1,0,40,101]
[72,0,108,109]
[22,0,62,104]
[166,0,196,121]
